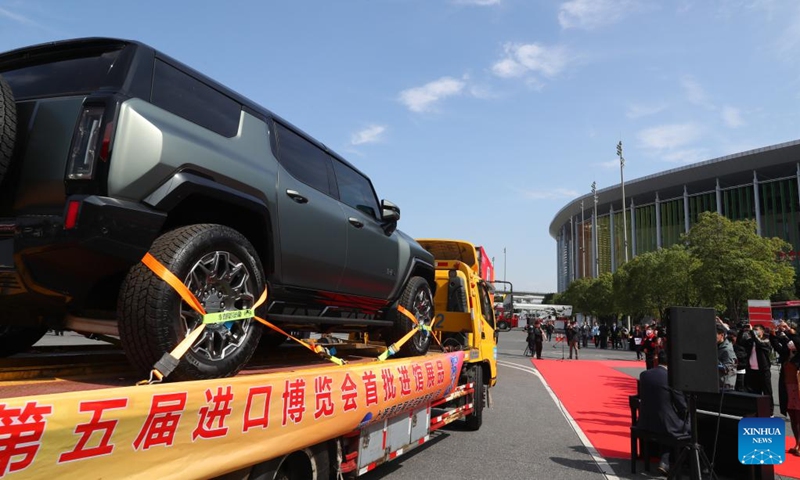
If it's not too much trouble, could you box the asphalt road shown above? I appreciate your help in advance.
[359,330,791,480]
[359,330,623,480]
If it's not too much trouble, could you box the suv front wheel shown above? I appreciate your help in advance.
[388,276,433,357]
[118,224,265,381]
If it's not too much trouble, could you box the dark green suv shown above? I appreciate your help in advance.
[0,38,435,381]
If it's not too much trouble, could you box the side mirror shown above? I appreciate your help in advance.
[381,199,400,222]
[380,199,400,235]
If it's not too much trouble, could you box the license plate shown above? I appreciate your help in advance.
[0,239,12,269]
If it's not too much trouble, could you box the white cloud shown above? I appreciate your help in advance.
[662,148,710,164]
[558,0,643,30]
[626,103,667,119]
[681,75,714,109]
[721,105,745,128]
[0,6,41,27]
[492,43,571,82]
[597,159,621,169]
[351,125,386,145]
[398,77,466,113]
[521,187,580,200]
[451,0,501,5]
[638,123,703,150]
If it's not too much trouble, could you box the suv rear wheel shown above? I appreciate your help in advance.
[388,276,433,357]
[0,74,17,185]
[118,224,265,381]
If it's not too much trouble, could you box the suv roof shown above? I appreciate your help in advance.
[0,36,369,178]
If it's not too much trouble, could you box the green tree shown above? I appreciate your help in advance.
[685,212,795,322]
[585,273,615,319]
[555,277,592,316]
[613,245,700,320]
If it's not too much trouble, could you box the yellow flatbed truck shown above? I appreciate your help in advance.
[0,239,499,479]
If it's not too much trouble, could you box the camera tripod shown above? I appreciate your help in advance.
[668,394,717,480]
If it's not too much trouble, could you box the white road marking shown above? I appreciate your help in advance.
[498,360,620,479]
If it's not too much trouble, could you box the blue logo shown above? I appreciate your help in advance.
[738,417,785,465]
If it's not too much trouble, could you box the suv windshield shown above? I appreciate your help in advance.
[0,45,129,99]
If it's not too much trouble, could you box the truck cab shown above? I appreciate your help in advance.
[416,239,497,389]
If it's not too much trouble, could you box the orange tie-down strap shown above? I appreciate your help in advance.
[137,253,344,385]
[377,305,442,361]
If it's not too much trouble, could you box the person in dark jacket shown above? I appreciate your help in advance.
[638,350,690,475]
[740,324,775,415]
[598,323,609,349]
[729,329,748,392]
[525,320,546,359]
[566,320,579,359]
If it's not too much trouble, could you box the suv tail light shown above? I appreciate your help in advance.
[67,106,106,180]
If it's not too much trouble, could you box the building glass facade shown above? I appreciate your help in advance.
[551,140,800,292]
[660,198,685,248]
[635,204,657,255]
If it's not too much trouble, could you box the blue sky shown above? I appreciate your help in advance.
[2,0,799,293]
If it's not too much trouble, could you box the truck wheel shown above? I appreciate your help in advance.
[388,276,433,357]
[0,325,47,357]
[497,320,509,331]
[118,224,265,381]
[251,442,329,480]
[465,365,484,431]
[0,74,17,185]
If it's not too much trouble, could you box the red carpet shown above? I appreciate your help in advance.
[532,359,800,478]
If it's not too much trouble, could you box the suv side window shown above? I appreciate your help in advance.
[151,60,240,137]
[275,122,334,195]
[331,159,380,219]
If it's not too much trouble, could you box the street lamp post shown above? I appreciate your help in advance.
[503,248,507,283]
[580,200,585,278]
[617,141,631,331]
[617,141,629,263]
[592,181,598,278]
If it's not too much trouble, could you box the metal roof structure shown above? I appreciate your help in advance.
[549,139,800,239]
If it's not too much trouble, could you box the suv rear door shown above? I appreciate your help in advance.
[274,122,347,292]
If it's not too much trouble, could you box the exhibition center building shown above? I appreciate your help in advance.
[549,139,800,292]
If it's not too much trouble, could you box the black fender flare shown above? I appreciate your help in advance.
[143,170,275,268]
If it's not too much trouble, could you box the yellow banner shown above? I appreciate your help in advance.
[0,351,464,479]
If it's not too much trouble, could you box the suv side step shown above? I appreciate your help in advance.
[266,314,393,328]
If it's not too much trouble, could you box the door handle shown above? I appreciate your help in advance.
[286,190,308,204]
[348,217,364,228]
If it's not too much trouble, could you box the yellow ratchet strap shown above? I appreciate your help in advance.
[377,305,440,361]
[137,253,268,384]
[252,315,345,366]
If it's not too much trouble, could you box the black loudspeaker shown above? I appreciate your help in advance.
[666,306,718,393]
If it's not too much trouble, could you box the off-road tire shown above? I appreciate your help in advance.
[0,325,47,357]
[118,224,265,381]
[465,365,484,431]
[0,74,17,185]
[388,276,433,357]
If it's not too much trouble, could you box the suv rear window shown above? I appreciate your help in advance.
[0,48,127,99]
[151,60,241,138]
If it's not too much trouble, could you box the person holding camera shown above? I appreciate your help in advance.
[716,324,737,391]
[740,324,775,415]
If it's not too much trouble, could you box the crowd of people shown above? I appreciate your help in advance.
[519,313,800,470]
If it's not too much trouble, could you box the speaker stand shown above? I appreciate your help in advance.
[668,394,717,480]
